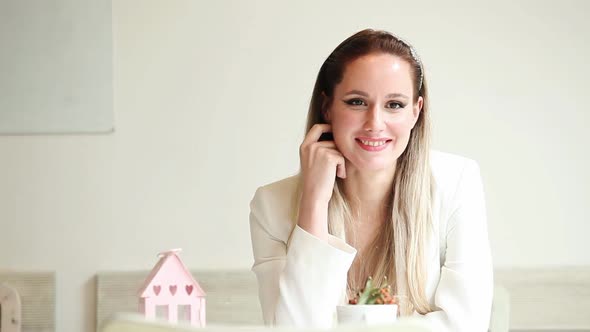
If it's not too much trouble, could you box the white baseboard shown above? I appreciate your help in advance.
[495,267,590,331]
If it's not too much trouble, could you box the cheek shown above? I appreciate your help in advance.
[331,112,358,133]
[387,112,414,132]
[386,116,415,133]
[331,116,360,151]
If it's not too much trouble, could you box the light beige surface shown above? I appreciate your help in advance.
[0,271,55,332]
[98,268,590,331]
[94,267,590,331]
[495,267,590,330]
[0,0,113,134]
[100,313,433,332]
[0,1,588,332]
[0,283,22,332]
[96,270,262,330]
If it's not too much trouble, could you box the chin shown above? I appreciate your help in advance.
[349,158,397,173]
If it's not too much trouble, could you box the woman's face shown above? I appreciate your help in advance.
[324,53,423,173]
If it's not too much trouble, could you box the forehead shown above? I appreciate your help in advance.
[336,53,414,95]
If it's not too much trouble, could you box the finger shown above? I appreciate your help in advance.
[324,150,345,176]
[302,139,338,164]
[302,123,332,146]
[337,161,347,179]
[314,140,337,149]
[313,145,343,162]
[325,152,346,179]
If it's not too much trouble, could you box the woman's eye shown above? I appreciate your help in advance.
[345,99,366,106]
[387,101,405,110]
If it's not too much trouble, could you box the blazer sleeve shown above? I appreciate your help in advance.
[249,186,357,328]
[416,160,494,332]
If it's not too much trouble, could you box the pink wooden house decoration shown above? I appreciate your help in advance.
[138,248,206,326]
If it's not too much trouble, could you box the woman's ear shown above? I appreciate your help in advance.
[321,92,331,123]
[410,96,423,128]
[322,108,331,123]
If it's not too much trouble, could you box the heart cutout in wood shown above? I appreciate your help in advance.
[153,285,161,295]
[169,285,177,295]
[185,285,194,295]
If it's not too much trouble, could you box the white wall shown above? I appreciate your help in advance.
[0,1,588,331]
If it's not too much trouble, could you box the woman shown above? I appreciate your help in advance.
[249,28,493,331]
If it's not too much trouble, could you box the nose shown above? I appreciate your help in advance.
[363,104,386,133]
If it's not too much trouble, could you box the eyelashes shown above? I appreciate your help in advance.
[343,98,406,110]
[345,98,365,106]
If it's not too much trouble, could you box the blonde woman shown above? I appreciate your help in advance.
[249,29,493,331]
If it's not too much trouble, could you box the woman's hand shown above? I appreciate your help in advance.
[297,124,346,240]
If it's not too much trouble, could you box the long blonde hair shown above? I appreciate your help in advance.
[296,29,436,315]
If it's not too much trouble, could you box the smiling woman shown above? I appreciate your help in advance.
[324,53,421,172]
[249,29,493,332]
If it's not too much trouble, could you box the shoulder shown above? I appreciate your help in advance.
[249,175,300,242]
[430,150,484,221]
[251,175,299,208]
[430,150,480,191]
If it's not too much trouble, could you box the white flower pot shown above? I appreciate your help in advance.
[336,304,398,326]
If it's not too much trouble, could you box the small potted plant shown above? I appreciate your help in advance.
[337,277,401,325]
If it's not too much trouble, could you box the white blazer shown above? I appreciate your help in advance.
[249,151,493,332]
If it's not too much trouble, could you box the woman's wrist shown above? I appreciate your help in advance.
[297,199,329,241]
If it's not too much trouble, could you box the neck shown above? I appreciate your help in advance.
[342,162,396,225]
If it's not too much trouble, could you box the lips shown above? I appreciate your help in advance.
[355,137,392,151]
[358,139,388,147]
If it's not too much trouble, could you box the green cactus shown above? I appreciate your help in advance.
[352,276,396,305]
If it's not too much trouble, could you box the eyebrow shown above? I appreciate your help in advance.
[344,90,409,100]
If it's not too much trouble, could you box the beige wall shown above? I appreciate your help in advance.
[0,1,588,331]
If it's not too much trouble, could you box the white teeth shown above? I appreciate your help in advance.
[360,140,387,147]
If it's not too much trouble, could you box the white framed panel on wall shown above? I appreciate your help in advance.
[0,0,113,134]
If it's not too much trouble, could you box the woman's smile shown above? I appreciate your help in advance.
[355,137,393,151]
